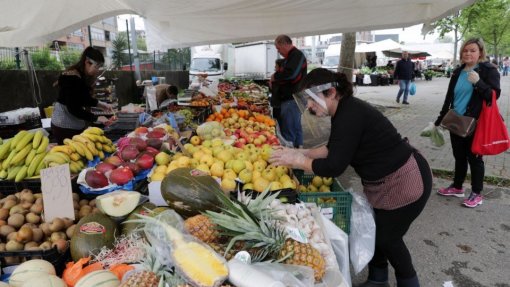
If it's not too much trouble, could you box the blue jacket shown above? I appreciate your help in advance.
[394,58,415,80]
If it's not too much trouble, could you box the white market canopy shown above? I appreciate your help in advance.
[0,0,476,48]
[355,39,402,53]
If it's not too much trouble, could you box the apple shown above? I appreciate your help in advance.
[109,167,134,185]
[322,177,334,186]
[134,126,148,135]
[190,135,201,146]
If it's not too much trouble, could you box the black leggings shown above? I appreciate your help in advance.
[51,124,84,145]
[450,132,484,194]
[369,151,432,279]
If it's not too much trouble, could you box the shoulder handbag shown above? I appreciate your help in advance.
[471,91,510,155]
[440,109,476,137]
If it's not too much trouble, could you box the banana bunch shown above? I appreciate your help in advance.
[42,127,116,174]
[0,130,49,182]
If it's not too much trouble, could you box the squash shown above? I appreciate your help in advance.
[75,270,120,287]
[9,259,56,287]
[23,274,66,287]
[96,190,141,217]
[70,213,119,262]
[161,168,223,217]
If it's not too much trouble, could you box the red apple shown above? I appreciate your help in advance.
[129,137,148,151]
[120,145,140,161]
[104,155,124,167]
[145,146,160,157]
[109,167,134,185]
[85,170,109,188]
[135,126,148,135]
[124,162,141,175]
[95,162,116,174]
[136,153,155,170]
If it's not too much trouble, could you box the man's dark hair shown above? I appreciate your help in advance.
[275,35,292,45]
[167,85,178,97]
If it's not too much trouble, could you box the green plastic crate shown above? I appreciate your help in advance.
[296,173,351,234]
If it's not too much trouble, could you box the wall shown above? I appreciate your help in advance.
[0,70,189,114]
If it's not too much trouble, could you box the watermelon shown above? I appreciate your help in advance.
[70,213,119,262]
[161,168,223,217]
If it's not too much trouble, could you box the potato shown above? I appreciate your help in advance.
[25,212,41,224]
[24,241,39,250]
[6,239,24,251]
[66,224,76,239]
[7,232,18,241]
[39,241,52,250]
[9,204,27,216]
[34,193,43,200]
[20,189,35,203]
[50,232,67,243]
[3,199,17,210]
[79,199,89,207]
[0,208,9,220]
[0,225,15,238]
[21,201,33,209]
[62,217,74,228]
[49,218,65,233]
[89,199,96,207]
[16,226,34,243]
[32,228,44,243]
[40,222,52,237]
[30,203,43,214]
[7,213,25,228]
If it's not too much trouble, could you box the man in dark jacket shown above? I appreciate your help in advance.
[394,51,415,105]
[271,35,307,147]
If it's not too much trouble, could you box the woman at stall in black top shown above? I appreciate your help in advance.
[51,47,112,144]
[269,68,432,287]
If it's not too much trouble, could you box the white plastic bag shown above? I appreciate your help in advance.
[349,191,376,274]
[321,213,351,287]
[363,74,372,85]
[144,86,158,111]
[420,122,435,137]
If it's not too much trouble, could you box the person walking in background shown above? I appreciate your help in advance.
[271,35,307,148]
[503,56,509,76]
[434,38,501,208]
[394,51,415,105]
[51,47,112,144]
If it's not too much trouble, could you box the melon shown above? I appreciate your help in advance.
[23,274,66,287]
[75,270,120,287]
[161,168,223,217]
[121,202,156,236]
[96,190,141,217]
[9,259,56,287]
[70,213,118,262]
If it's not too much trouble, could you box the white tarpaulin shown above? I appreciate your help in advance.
[355,39,402,53]
[0,0,476,48]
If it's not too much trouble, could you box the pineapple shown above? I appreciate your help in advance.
[120,243,174,287]
[184,214,220,243]
[205,189,326,281]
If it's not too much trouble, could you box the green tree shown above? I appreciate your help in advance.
[59,48,81,68]
[31,48,63,70]
[0,60,17,70]
[136,37,147,51]
[430,11,472,65]
[112,33,128,68]
[463,0,510,61]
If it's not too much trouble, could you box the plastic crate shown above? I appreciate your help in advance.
[296,173,351,233]
[0,246,70,276]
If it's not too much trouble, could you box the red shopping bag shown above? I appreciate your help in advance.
[471,91,510,155]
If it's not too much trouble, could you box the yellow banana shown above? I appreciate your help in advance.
[98,150,105,160]
[103,137,113,145]
[72,135,90,144]
[2,150,16,170]
[26,175,41,179]
[15,166,28,182]
[32,130,44,149]
[86,142,99,156]
[43,152,70,165]
[83,126,104,135]
[10,130,28,148]
[0,139,12,160]
[0,169,7,179]
[81,133,101,143]
[24,149,37,166]
[66,140,85,157]
[10,144,32,167]
[70,153,81,161]
[76,141,93,161]
[15,132,35,152]
[50,145,73,155]
[95,142,103,151]
[48,162,61,168]
[7,166,22,180]
[69,161,81,174]
[35,158,46,175]
[27,152,45,177]
[36,136,49,154]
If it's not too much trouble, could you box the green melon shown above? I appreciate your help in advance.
[161,167,223,217]
[70,213,119,262]
[121,202,157,235]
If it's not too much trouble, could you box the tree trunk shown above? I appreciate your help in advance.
[339,32,356,83]
[453,27,459,66]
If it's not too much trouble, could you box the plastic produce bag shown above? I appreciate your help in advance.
[420,122,434,137]
[349,191,375,274]
[409,82,417,96]
[320,213,351,287]
[430,126,446,147]
[363,74,371,85]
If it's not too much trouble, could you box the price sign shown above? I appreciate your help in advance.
[40,164,75,222]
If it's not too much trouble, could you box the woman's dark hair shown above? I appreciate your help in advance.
[67,47,104,85]
[167,85,179,98]
[300,68,354,99]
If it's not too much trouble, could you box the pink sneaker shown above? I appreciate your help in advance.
[463,193,483,208]
[437,186,465,197]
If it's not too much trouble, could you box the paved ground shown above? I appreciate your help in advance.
[302,75,510,286]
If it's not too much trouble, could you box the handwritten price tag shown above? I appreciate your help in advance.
[40,164,75,222]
